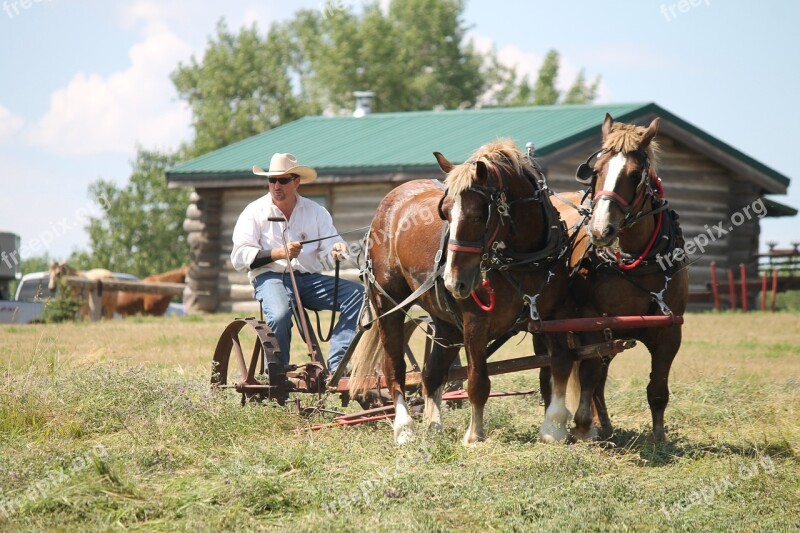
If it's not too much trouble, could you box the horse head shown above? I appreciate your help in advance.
[587,113,660,247]
[48,260,75,291]
[437,140,542,299]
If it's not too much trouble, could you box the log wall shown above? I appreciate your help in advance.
[181,133,769,313]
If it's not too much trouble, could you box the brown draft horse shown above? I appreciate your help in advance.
[350,140,576,445]
[116,266,188,317]
[48,261,118,320]
[543,114,689,442]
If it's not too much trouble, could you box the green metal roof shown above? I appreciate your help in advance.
[166,102,790,190]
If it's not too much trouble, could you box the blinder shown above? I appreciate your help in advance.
[437,190,449,221]
[575,149,605,186]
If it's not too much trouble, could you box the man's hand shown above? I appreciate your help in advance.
[331,242,349,262]
[279,241,302,260]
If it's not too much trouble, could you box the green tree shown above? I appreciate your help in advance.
[495,49,601,107]
[172,20,312,158]
[533,50,561,105]
[562,69,600,104]
[79,148,190,278]
[290,0,487,114]
[173,0,495,155]
[172,2,601,157]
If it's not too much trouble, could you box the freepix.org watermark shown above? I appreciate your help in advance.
[3,0,50,20]
[660,454,775,520]
[0,445,109,520]
[318,204,437,271]
[319,0,359,18]
[660,0,711,23]
[0,194,110,269]
[321,440,431,516]
[656,197,766,271]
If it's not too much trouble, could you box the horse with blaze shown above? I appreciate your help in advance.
[542,114,689,442]
[350,140,581,445]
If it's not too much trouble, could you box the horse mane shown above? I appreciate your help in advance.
[445,139,531,197]
[603,122,660,171]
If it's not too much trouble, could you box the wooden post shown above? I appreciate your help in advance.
[87,290,102,321]
[727,269,736,311]
[771,269,779,313]
[710,261,721,312]
[760,271,768,311]
[740,263,748,313]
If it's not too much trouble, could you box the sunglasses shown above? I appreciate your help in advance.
[268,176,298,185]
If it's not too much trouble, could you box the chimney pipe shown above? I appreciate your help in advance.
[353,91,375,117]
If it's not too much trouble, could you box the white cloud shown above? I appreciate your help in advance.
[26,6,193,156]
[0,105,25,143]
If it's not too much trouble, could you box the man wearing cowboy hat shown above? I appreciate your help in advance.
[230,153,364,373]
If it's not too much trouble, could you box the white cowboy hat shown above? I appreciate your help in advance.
[252,152,317,184]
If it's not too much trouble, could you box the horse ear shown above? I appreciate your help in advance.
[602,113,614,141]
[639,117,660,150]
[433,152,453,173]
[475,160,489,183]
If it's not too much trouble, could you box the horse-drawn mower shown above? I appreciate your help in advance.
[210,306,682,430]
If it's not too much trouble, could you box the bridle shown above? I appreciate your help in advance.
[576,148,662,230]
[439,161,512,262]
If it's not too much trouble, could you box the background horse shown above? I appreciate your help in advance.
[48,261,118,320]
[350,140,576,445]
[544,113,689,442]
[117,266,188,317]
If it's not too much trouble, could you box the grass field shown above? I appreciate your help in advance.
[1,312,798,531]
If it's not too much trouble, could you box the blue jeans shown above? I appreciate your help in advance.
[253,272,364,372]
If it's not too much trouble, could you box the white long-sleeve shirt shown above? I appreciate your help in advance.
[230,192,344,282]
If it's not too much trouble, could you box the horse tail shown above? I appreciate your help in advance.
[565,362,581,416]
[348,324,384,398]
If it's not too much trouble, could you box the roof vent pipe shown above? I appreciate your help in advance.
[353,91,375,117]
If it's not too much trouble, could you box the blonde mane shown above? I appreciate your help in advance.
[603,122,660,171]
[444,139,530,197]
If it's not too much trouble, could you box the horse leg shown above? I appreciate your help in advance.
[643,325,682,442]
[379,312,414,445]
[573,357,603,441]
[422,320,461,432]
[540,334,574,443]
[463,331,490,446]
[593,356,614,438]
[535,335,552,411]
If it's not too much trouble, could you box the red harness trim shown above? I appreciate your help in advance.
[594,189,634,208]
[471,279,496,311]
[447,243,482,253]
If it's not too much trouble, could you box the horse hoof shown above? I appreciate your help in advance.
[650,428,666,443]
[572,426,599,442]
[427,421,443,433]
[462,433,485,447]
[539,422,568,444]
[395,426,415,446]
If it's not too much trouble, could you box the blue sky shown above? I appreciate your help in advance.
[1,0,797,262]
